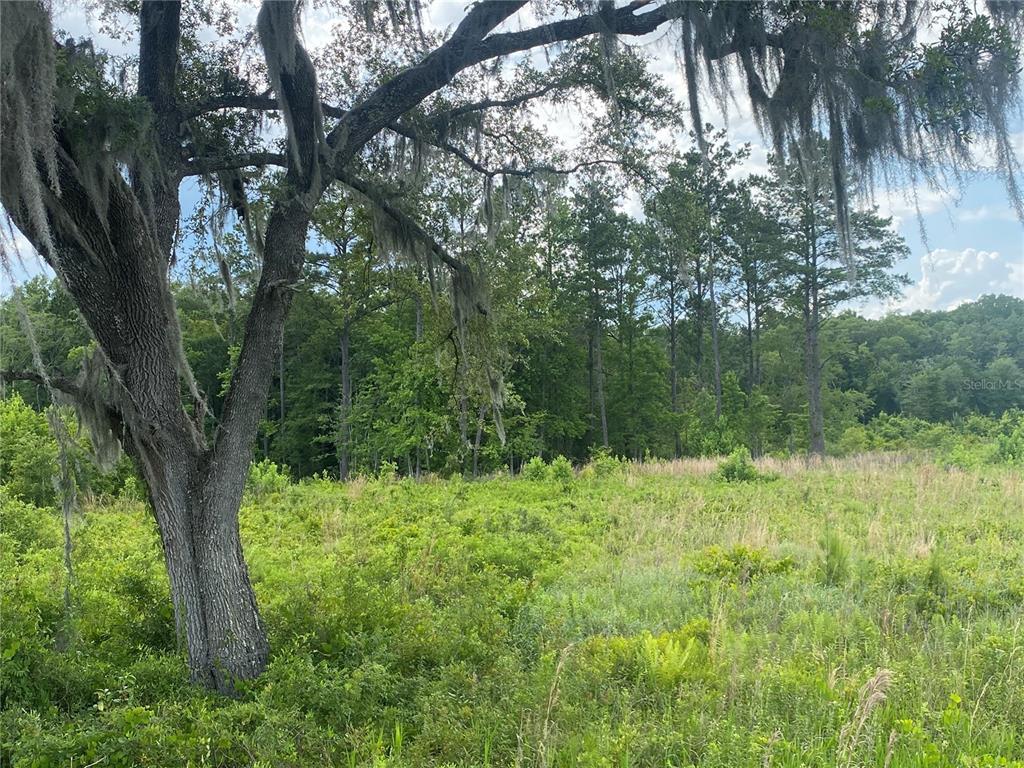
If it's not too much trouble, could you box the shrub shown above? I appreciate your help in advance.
[0,393,58,506]
[520,456,548,481]
[246,459,291,499]
[586,446,623,477]
[714,447,770,483]
[548,455,575,486]
[994,409,1024,465]
[694,545,794,584]
[376,458,398,482]
[817,530,850,586]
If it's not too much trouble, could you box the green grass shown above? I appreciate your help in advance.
[2,456,1023,766]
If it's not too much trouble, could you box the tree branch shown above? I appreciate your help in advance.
[326,0,530,164]
[335,169,466,275]
[183,152,287,175]
[137,0,184,257]
[1,369,89,402]
[425,82,564,125]
[389,122,620,178]
[185,93,347,120]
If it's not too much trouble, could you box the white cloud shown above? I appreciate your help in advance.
[885,248,1023,315]
[873,186,956,229]
[955,205,1019,223]
[0,223,51,295]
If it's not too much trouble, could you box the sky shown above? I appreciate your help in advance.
[3,0,1022,318]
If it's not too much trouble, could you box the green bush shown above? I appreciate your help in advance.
[246,459,291,499]
[586,446,623,477]
[694,544,794,584]
[817,530,850,586]
[548,454,575,486]
[520,455,548,481]
[714,447,769,483]
[0,393,58,506]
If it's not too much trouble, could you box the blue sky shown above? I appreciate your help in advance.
[3,1,1022,317]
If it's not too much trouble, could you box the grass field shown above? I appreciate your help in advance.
[2,455,1023,766]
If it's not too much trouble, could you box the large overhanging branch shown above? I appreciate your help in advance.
[185,93,347,121]
[388,121,621,179]
[196,0,753,189]
[183,151,287,175]
[0,368,126,442]
[1,369,90,402]
[324,0,527,160]
[321,0,753,166]
[335,169,467,277]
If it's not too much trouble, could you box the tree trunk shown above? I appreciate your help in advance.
[669,295,681,458]
[805,221,825,457]
[745,288,755,394]
[278,328,286,442]
[338,321,352,481]
[593,321,609,448]
[131,433,267,692]
[693,267,705,383]
[804,312,826,456]
[709,271,722,418]
[472,404,486,477]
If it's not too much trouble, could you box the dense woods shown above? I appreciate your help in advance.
[5,249,1024,479]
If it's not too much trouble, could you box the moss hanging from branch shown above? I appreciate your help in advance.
[0,1,60,258]
[257,0,326,190]
[667,2,1023,262]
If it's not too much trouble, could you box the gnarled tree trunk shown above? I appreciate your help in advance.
[138,444,267,690]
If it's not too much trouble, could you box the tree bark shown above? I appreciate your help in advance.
[709,269,723,419]
[338,322,352,481]
[472,404,486,477]
[692,264,705,384]
[593,321,609,448]
[804,310,826,456]
[668,290,681,458]
[744,282,755,393]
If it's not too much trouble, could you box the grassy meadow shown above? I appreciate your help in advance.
[2,454,1023,766]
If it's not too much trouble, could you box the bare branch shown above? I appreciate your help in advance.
[183,152,287,175]
[426,82,564,125]
[185,93,346,120]
[1,369,88,401]
[389,122,620,178]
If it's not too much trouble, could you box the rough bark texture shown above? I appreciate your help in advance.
[668,291,681,458]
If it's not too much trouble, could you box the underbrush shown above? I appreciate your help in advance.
[2,458,1023,766]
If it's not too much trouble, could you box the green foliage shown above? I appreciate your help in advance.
[0,393,57,506]
[817,530,850,586]
[3,459,1024,765]
[246,459,291,499]
[585,446,623,477]
[548,455,575,486]
[714,447,771,483]
[520,455,548,481]
[694,544,794,584]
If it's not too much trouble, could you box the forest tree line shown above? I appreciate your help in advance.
[4,140,1021,478]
